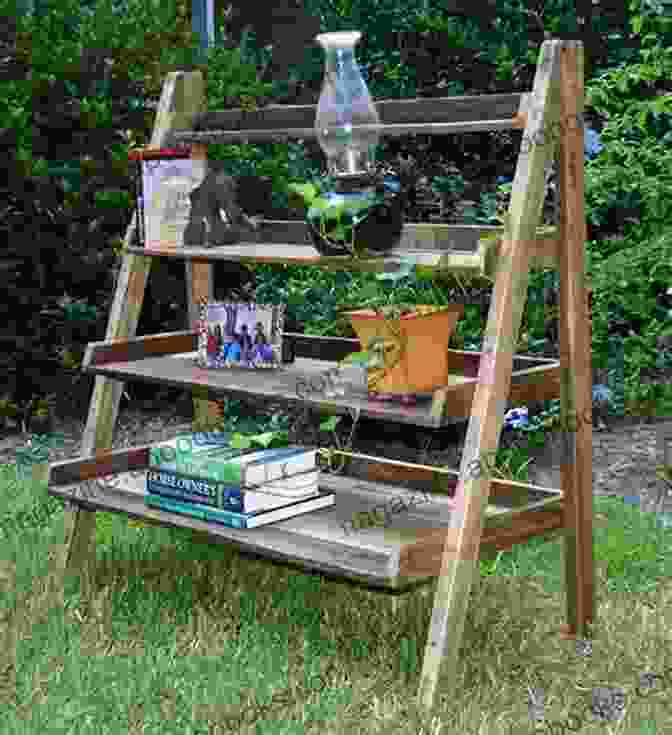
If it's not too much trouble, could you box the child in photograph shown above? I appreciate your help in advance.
[206,326,217,356]
[213,324,223,351]
[225,340,241,364]
[238,324,253,362]
[252,321,275,364]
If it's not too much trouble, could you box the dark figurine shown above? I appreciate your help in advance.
[183,168,260,247]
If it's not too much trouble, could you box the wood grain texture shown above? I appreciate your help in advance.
[48,463,561,589]
[167,93,530,144]
[48,444,562,509]
[172,119,527,143]
[125,222,560,269]
[81,348,560,429]
[557,42,595,639]
[417,39,564,711]
[54,71,206,598]
[399,508,564,577]
[83,329,557,371]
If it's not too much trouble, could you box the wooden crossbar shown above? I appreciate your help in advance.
[171,119,526,144]
[168,93,529,145]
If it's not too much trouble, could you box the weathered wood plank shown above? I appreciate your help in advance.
[82,331,197,368]
[84,330,559,372]
[81,344,561,428]
[54,71,207,599]
[126,221,560,262]
[49,463,559,589]
[323,449,560,506]
[399,508,564,578]
[557,42,595,641]
[50,446,152,486]
[417,39,563,711]
[285,334,361,362]
[431,361,561,422]
[48,444,561,521]
[168,93,529,141]
[172,119,527,144]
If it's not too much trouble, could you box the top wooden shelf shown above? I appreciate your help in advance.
[167,93,530,145]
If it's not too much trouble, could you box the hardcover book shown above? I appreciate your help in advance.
[145,489,335,529]
[149,434,255,470]
[146,469,320,512]
[195,300,285,370]
[149,441,318,488]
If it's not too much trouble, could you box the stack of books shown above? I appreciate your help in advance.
[145,435,334,529]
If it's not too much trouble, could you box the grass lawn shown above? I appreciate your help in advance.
[1,460,671,734]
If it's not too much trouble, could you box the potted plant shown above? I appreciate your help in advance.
[287,172,404,258]
[336,260,465,401]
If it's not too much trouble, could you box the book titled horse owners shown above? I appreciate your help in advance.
[149,436,318,488]
[146,469,321,512]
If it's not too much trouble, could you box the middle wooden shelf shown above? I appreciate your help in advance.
[83,330,560,429]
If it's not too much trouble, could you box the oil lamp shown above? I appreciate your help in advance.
[314,31,381,183]
[306,31,403,257]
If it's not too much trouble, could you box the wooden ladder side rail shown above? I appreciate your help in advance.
[169,92,530,144]
[557,42,595,640]
[416,39,564,711]
[54,70,208,598]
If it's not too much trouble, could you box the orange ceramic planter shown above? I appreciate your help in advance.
[345,305,464,396]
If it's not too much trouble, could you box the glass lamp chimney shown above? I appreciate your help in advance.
[314,31,380,179]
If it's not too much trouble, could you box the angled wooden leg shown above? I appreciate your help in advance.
[53,71,207,600]
[57,245,152,599]
[557,42,595,641]
[417,40,564,712]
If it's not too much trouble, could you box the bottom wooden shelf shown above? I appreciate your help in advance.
[48,446,565,591]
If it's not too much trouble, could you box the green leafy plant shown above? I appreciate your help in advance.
[229,430,289,451]
[287,177,387,256]
[336,257,453,321]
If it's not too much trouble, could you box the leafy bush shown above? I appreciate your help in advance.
[0,0,203,420]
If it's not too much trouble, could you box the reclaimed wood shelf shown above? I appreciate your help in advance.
[125,221,561,275]
[46,42,596,713]
[48,445,564,591]
[81,330,561,428]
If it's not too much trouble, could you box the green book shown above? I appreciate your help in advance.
[149,436,317,488]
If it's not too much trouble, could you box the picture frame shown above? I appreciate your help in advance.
[128,146,207,249]
[196,300,286,370]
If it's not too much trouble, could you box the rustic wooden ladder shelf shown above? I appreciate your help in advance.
[46,39,595,713]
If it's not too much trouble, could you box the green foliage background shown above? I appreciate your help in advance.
[1,0,671,417]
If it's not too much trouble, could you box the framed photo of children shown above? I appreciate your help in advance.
[196,301,286,370]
